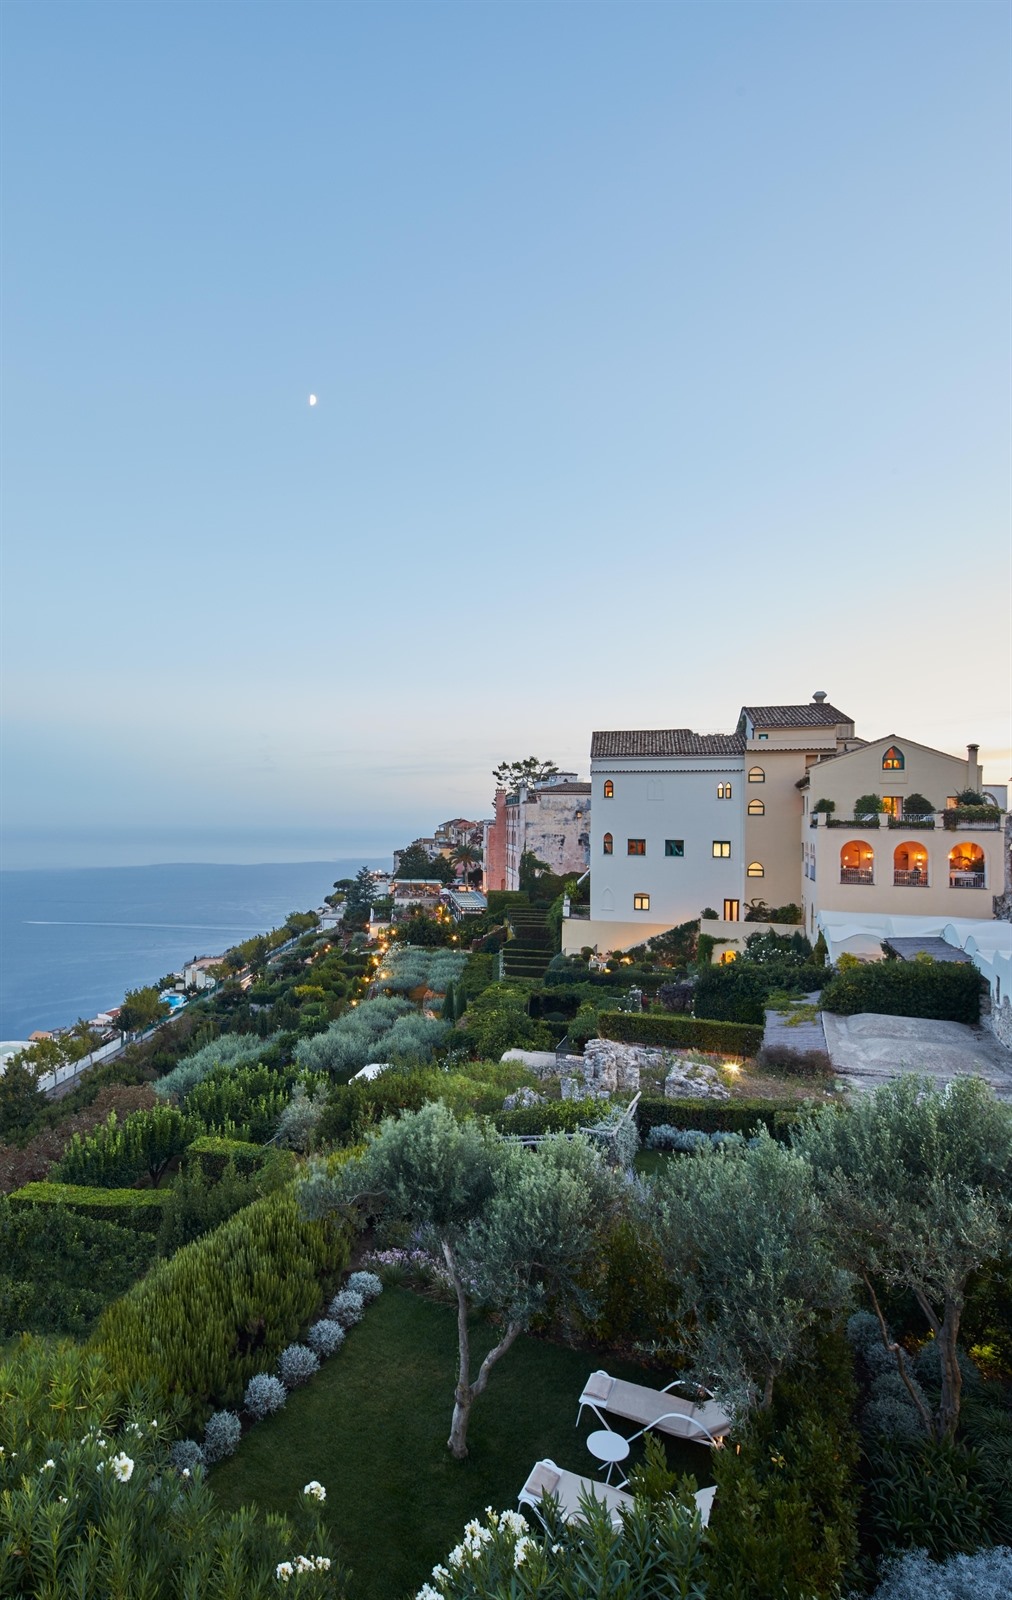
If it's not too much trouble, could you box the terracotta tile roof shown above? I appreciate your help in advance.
[591,729,745,758]
[742,702,850,728]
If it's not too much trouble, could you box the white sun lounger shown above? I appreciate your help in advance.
[577,1370,732,1446]
[518,1458,716,1531]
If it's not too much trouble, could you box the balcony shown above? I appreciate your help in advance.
[950,872,986,889]
[840,868,874,885]
[894,870,928,887]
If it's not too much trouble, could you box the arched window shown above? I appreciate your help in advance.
[747,798,765,815]
[602,833,613,855]
[601,888,615,912]
[882,746,904,770]
[840,840,874,884]
[748,767,765,783]
[893,842,928,887]
[603,780,614,799]
[746,862,764,878]
[717,782,732,799]
[949,843,985,888]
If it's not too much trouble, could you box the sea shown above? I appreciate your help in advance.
[0,860,385,1040]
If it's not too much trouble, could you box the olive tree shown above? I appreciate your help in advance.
[794,1074,1012,1438]
[648,1132,849,1411]
[299,1101,615,1458]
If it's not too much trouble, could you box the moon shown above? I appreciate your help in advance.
[308,393,317,406]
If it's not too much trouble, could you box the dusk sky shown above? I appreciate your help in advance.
[2,1,1009,868]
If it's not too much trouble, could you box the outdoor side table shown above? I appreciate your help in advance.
[586,1428,630,1484]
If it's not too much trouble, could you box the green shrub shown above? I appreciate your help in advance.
[0,1195,156,1337]
[185,1133,275,1179]
[8,1180,168,1232]
[865,1437,993,1559]
[494,1101,589,1136]
[820,960,981,1024]
[636,1096,799,1139]
[580,1211,679,1347]
[92,1187,350,1427]
[755,1044,834,1079]
[54,1104,202,1188]
[157,1156,291,1255]
[183,1062,292,1142]
[599,1011,764,1055]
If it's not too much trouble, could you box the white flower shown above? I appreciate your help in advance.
[431,1564,450,1584]
[416,1587,443,1600]
[182,1468,191,1479]
[41,1459,55,1471]
[303,1479,326,1502]
[276,1561,293,1583]
[57,1495,68,1504]
[109,1452,134,1483]
[294,1554,314,1574]
[314,1556,331,1572]
[501,1510,528,1536]
[551,1542,563,1554]
[448,1544,466,1569]
[514,1536,535,1568]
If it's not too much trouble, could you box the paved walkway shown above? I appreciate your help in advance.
[762,994,827,1056]
[822,1012,1012,1097]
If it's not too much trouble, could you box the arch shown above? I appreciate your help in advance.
[601,888,615,912]
[717,781,732,799]
[747,798,765,815]
[893,841,928,887]
[748,767,765,783]
[746,861,764,878]
[840,840,874,884]
[603,780,614,799]
[949,843,985,888]
[882,746,905,770]
[602,833,613,855]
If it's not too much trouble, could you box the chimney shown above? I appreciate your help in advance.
[812,690,827,704]
[967,743,979,788]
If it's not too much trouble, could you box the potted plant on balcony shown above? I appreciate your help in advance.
[897,793,935,829]
[853,794,884,827]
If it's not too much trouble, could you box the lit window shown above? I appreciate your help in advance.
[633,893,650,912]
[712,841,731,858]
[882,746,904,770]
[747,862,764,878]
[945,796,958,809]
[724,899,740,921]
[603,780,614,798]
[627,839,646,856]
[717,782,733,799]
[665,839,684,857]
[602,833,613,855]
[747,798,765,815]
[882,797,901,818]
[748,767,765,783]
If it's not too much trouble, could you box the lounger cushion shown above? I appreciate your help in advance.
[582,1371,615,1404]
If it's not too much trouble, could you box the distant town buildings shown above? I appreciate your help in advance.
[483,773,591,893]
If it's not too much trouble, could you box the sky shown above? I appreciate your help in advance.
[2,0,1009,868]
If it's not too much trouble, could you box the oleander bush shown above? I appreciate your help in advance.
[244,1372,288,1419]
[156,1154,291,1256]
[865,1437,993,1559]
[306,1318,346,1357]
[278,1342,320,1387]
[819,959,981,1024]
[203,1409,242,1463]
[345,1270,383,1303]
[598,1011,764,1055]
[92,1187,350,1427]
[494,1101,589,1137]
[327,1289,365,1328]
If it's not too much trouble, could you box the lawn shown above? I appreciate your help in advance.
[212,1286,712,1600]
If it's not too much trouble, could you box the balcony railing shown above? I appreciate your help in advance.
[894,871,929,887]
[840,868,874,885]
[950,872,986,889]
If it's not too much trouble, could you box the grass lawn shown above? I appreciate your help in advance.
[212,1286,711,1600]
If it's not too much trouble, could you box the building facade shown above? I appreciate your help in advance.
[484,774,591,893]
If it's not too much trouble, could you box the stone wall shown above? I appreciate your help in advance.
[573,1038,729,1101]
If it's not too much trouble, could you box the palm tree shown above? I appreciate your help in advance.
[450,842,482,884]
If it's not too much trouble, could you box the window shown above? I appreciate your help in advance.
[717,782,732,799]
[723,899,740,921]
[719,949,738,963]
[945,796,958,809]
[882,746,904,771]
[665,839,684,857]
[602,833,613,855]
[603,780,614,798]
[748,767,765,783]
[647,780,663,801]
[747,798,765,816]
[627,838,646,855]
[840,841,874,884]
[633,893,650,912]
[747,861,764,878]
[712,841,731,858]
[758,732,769,740]
[882,796,901,819]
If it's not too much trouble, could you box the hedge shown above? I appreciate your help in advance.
[91,1187,350,1427]
[820,960,981,1024]
[494,1101,590,1136]
[598,1011,764,1056]
[185,1134,270,1179]
[7,1181,168,1233]
[636,1096,800,1140]
[694,963,826,1026]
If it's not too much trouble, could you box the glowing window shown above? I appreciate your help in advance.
[633,893,650,911]
[627,838,646,856]
[602,833,613,855]
[723,899,740,921]
[747,798,765,816]
[712,841,731,858]
[748,767,765,783]
[747,862,765,878]
[882,747,904,770]
[717,782,732,799]
[603,780,614,798]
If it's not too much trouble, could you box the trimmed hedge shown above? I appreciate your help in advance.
[7,1181,168,1233]
[820,960,981,1024]
[494,1101,590,1136]
[694,963,826,1026]
[185,1134,270,1179]
[598,1011,764,1056]
[636,1096,800,1140]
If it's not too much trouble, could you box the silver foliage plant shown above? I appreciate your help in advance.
[203,1410,242,1463]
[870,1546,1012,1600]
[168,1438,206,1474]
[244,1373,287,1419]
[306,1319,346,1358]
[327,1290,365,1328]
[276,1078,328,1152]
[345,1270,383,1303]
[278,1343,320,1388]
[154,1032,279,1101]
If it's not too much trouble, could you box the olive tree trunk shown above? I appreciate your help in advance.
[443,1240,523,1460]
